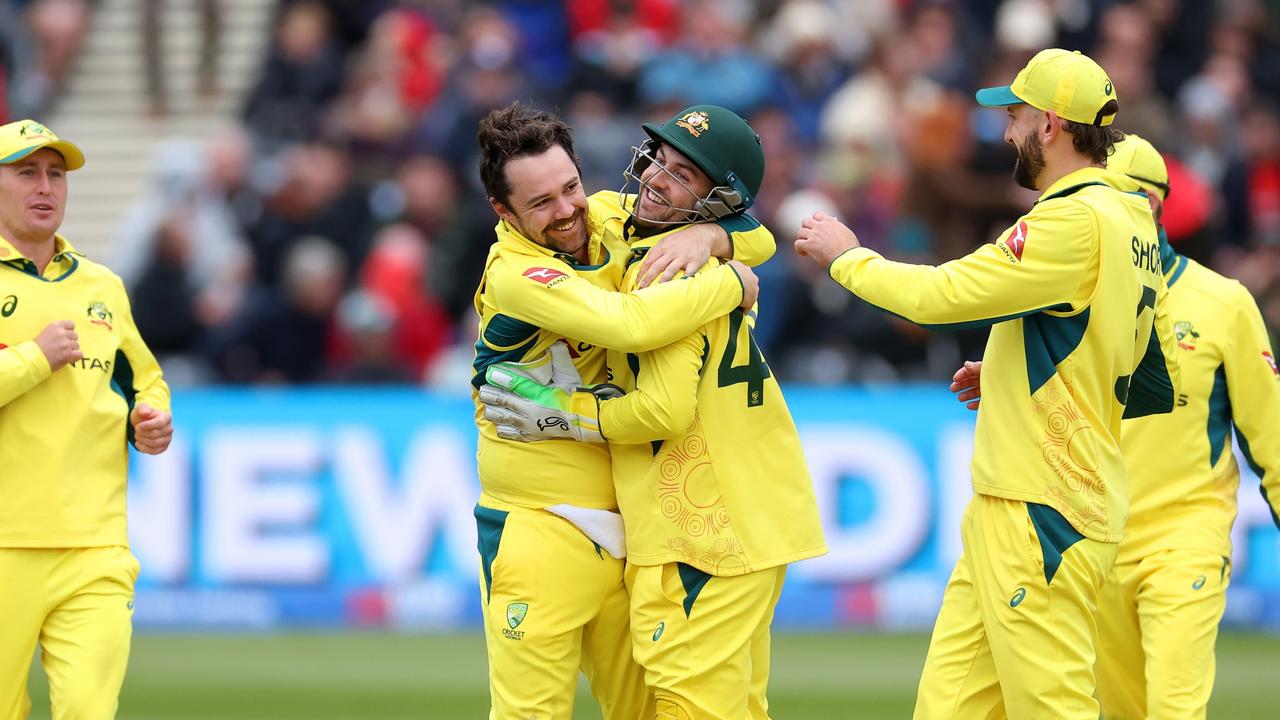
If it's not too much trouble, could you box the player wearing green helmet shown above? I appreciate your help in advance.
[623,104,765,225]
[482,103,826,718]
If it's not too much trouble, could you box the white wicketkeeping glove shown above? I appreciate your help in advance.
[479,344,622,443]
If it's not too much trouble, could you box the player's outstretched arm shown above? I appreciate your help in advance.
[795,209,1096,328]
[596,329,705,443]
[490,258,756,353]
[637,214,775,288]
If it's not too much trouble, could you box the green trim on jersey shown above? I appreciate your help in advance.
[474,505,510,604]
[1036,181,1108,203]
[1167,255,1189,288]
[1207,365,1231,466]
[1123,322,1177,419]
[1,253,80,282]
[1238,432,1280,529]
[471,314,540,389]
[1027,503,1086,584]
[677,562,713,618]
[109,348,138,445]
[553,246,613,271]
[1023,307,1091,395]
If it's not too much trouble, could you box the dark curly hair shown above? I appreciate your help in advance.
[477,102,579,206]
[1063,99,1124,164]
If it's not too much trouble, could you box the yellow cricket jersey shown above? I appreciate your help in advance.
[0,235,169,548]
[597,237,827,576]
[830,167,1181,542]
[1117,235,1280,563]
[472,191,774,512]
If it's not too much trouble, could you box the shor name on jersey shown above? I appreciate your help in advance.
[1131,235,1161,273]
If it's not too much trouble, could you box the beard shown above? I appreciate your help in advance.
[1012,132,1046,190]
[633,186,702,231]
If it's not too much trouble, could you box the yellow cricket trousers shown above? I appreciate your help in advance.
[915,494,1117,719]
[0,546,139,720]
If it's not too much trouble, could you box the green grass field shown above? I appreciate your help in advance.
[25,631,1277,718]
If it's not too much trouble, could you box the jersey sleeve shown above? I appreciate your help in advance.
[0,340,52,406]
[1123,273,1181,418]
[1224,285,1280,528]
[827,202,1097,329]
[491,259,744,353]
[111,279,171,445]
[716,213,776,266]
[597,327,706,443]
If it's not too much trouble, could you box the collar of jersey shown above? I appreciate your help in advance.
[493,218,608,269]
[1036,166,1141,204]
[0,233,80,281]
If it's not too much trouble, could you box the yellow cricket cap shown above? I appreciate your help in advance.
[1108,133,1169,199]
[976,48,1118,127]
[0,119,85,170]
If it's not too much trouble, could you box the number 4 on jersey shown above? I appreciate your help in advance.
[718,309,771,407]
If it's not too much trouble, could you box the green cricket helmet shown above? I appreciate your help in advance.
[621,105,765,222]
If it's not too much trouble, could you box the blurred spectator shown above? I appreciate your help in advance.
[245,140,373,287]
[375,153,487,321]
[143,0,221,117]
[207,237,346,383]
[637,0,776,114]
[1093,2,1176,147]
[333,6,448,179]
[2,0,93,116]
[116,134,253,293]
[410,6,526,169]
[566,0,680,107]
[352,223,452,378]
[130,213,208,378]
[244,0,345,147]
[760,0,849,146]
[328,290,414,383]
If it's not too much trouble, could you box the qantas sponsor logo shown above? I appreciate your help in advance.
[522,267,567,286]
[1003,221,1028,261]
[1265,351,1278,377]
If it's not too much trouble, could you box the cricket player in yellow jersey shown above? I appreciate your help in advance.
[472,103,775,719]
[482,105,826,719]
[795,50,1182,719]
[0,120,172,720]
[1092,135,1280,719]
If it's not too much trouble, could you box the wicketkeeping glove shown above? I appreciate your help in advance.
[479,350,623,443]
[492,340,583,390]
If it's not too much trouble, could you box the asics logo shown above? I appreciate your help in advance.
[1010,587,1027,607]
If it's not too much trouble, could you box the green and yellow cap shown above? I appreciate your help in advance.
[0,119,84,170]
[1108,133,1169,199]
[976,49,1118,127]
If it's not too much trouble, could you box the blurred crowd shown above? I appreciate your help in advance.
[6,0,1280,386]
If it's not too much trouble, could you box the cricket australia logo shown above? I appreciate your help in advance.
[676,111,711,138]
[503,602,528,640]
[19,121,52,140]
[1174,320,1199,351]
[86,301,113,330]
